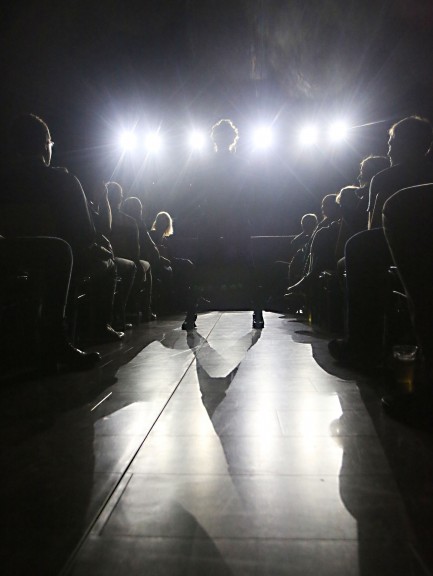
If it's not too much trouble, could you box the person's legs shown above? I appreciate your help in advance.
[113,257,136,329]
[136,259,156,321]
[83,254,123,341]
[0,237,100,369]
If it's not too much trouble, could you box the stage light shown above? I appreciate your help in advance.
[189,130,206,150]
[252,126,273,149]
[119,131,137,151]
[328,121,349,143]
[299,125,318,146]
[146,132,162,152]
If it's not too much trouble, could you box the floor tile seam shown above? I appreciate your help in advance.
[156,409,377,414]
[85,534,412,543]
[126,471,398,479]
[59,313,225,574]
[146,433,379,438]
[127,471,395,478]
[59,474,133,576]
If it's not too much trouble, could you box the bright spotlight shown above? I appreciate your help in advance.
[120,131,137,151]
[299,125,319,146]
[145,132,162,152]
[328,121,349,143]
[189,130,206,151]
[253,126,273,149]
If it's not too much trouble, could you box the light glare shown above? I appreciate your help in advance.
[328,121,349,143]
[146,132,162,152]
[253,126,273,149]
[189,130,206,150]
[120,131,137,150]
[299,126,318,146]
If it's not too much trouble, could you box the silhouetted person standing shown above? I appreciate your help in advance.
[182,119,264,330]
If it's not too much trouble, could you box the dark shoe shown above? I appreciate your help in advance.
[57,342,101,370]
[142,311,157,323]
[94,324,125,343]
[182,314,197,331]
[113,322,133,331]
[253,312,264,329]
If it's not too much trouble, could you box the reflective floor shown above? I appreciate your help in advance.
[2,311,433,575]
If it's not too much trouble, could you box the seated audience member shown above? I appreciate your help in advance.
[335,155,390,259]
[286,213,319,285]
[150,211,195,313]
[122,197,172,314]
[266,213,318,311]
[106,182,155,323]
[81,180,125,342]
[290,213,319,257]
[0,236,100,371]
[0,113,121,355]
[329,116,433,366]
[368,116,433,230]
[286,194,341,294]
[382,183,433,416]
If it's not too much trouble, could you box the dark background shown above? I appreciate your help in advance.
[1,0,433,234]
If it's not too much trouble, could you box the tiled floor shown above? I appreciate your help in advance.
[2,311,433,575]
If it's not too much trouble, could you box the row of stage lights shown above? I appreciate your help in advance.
[118,120,352,153]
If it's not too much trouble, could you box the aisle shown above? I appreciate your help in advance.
[57,311,419,576]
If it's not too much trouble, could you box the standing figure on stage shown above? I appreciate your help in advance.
[182,118,264,330]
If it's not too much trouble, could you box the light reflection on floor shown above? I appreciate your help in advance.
[3,311,423,575]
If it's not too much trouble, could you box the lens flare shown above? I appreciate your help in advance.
[328,121,349,143]
[146,132,162,152]
[299,125,318,146]
[253,126,273,149]
[189,130,206,150]
[119,131,137,150]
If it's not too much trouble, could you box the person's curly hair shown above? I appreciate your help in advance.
[211,118,239,152]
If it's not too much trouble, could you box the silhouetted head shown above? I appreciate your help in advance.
[301,213,318,235]
[211,119,239,153]
[122,196,142,222]
[358,155,390,186]
[151,211,173,237]
[321,194,340,221]
[10,113,54,166]
[106,182,123,209]
[388,116,433,165]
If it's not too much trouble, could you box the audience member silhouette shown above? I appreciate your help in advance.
[329,116,433,366]
[335,155,390,259]
[286,194,341,295]
[0,114,107,366]
[121,196,165,319]
[150,211,195,314]
[85,182,124,342]
[290,213,319,258]
[106,182,154,325]
[368,116,433,229]
[266,213,318,311]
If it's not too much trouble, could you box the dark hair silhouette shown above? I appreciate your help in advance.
[106,181,123,207]
[359,155,390,186]
[10,113,51,157]
[388,116,433,162]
